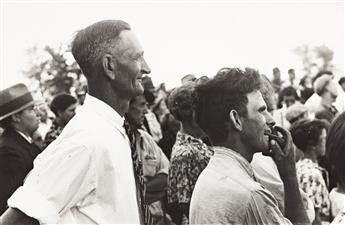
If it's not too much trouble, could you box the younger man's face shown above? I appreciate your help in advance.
[127,95,149,128]
[240,90,274,154]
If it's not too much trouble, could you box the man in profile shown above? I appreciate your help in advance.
[125,94,170,225]
[1,20,151,224]
[190,67,309,225]
[0,83,41,215]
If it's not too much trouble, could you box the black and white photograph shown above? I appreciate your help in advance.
[0,0,344,224]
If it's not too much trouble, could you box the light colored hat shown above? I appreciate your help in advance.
[0,83,35,120]
[285,103,308,123]
[314,74,332,96]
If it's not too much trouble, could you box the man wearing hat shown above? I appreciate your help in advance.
[0,83,41,214]
[314,75,338,123]
[124,94,170,225]
[285,103,309,125]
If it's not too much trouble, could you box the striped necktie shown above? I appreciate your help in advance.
[124,120,152,225]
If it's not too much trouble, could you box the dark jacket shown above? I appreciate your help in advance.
[0,128,41,214]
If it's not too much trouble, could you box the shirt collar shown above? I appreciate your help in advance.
[81,94,125,133]
[212,146,256,180]
[175,131,205,145]
[15,130,33,143]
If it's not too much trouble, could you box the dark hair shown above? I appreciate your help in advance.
[338,77,345,85]
[273,67,280,73]
[326,111,345,186]
[290,119,329,152]
[277,86,299,108]
[167,84,195,122]
[193,67,261,144]
[50,93,77,116]
[260,74,275,112]
[143,90,155,106]
[71,20,131,78]
[288,69,295,74]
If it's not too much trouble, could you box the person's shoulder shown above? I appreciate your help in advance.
[191,175,253,224]
[138,129,162,152]
[0,132,24,153]
[63,111,124,139]
[201,164,256,196]
[138,129,154,141]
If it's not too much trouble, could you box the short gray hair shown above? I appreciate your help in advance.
[71,20,131,78]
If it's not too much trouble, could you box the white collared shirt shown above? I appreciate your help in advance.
[15,130,33,143]
[8,94,140,224]
[190,146,292,225]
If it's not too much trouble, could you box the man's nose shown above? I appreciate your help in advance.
[143,104,149,114]
[265,111,275,127]
[33,107,40,118]
[141,58,151,75]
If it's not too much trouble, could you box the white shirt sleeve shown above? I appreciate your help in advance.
[8,143,97,224]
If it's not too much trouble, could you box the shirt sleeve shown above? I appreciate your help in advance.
[244,189,292,225]
[7,143,97,224]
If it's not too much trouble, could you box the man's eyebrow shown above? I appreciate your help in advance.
[121,49,144,59]
[132,51,144,58]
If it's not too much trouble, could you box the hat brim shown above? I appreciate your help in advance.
[0,100,36,121]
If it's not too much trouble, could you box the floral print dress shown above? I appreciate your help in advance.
[296,158,330,218]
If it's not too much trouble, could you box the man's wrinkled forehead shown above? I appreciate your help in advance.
[116,30,144,56]
[246,90,266,111]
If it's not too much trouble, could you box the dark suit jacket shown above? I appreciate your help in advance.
[0,128,41,214]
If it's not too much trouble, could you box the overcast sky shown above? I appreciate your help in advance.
[0,0,344,89]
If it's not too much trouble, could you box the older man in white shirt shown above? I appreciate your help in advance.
[1,20,151,225]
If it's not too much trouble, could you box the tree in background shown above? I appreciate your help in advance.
[24,44,83,99]
[295,44,334,78]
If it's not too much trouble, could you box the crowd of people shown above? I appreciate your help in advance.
[0,19,344,225]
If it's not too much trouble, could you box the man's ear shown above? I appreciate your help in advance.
[229,110,243,132]
[102,54,116,80]
[11,113,21,123]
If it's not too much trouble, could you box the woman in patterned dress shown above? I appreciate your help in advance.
[166,83,213,225]
[290,119,331,225]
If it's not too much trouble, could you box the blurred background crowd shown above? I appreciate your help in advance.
[1,63,344,225]
[0,2,343,224]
